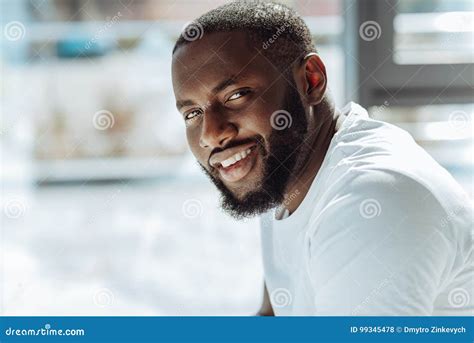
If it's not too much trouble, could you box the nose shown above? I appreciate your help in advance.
[199,110,237,149]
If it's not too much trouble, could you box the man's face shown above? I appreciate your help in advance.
[172,31,309,218]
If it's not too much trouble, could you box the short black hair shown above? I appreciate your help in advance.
[172,0,316,71]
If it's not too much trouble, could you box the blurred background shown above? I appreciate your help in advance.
[0,0,472,315]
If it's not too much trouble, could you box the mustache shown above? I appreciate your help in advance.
[207,135,265,169]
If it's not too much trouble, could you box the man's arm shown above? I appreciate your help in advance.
[256,282,274,316]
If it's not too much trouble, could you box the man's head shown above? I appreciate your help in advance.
[172,0,329,219]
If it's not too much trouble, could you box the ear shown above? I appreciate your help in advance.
[295,53,327,106]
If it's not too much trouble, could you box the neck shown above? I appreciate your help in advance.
[279,104,343,216]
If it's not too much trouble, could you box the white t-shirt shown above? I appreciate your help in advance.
[260,102,473,316]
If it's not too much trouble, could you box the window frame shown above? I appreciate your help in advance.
[344,0,474,107]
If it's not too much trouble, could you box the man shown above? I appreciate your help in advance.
[171,1,473,315]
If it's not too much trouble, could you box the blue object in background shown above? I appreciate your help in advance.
[56,36,114,58]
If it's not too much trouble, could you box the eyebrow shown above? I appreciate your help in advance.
[176,75,239,111]
[212,75,238,93]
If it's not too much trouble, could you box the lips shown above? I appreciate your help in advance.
[209,142,259,183]
[220,147,253,167]
[209,142,257,168]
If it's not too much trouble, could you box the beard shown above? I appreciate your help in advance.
[199,83,309,219]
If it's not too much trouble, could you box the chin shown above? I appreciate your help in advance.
[222,170,266,199]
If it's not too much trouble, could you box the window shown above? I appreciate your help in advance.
[394,0,473,65]
[346,0,474,107]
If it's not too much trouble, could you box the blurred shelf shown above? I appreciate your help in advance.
[419,144,474,170]
[26,20,180,41]
[390,121,473,169]
[394,12,474,34]
[395,121,473,141]
[34,156,186,184]
[25,16,343,42]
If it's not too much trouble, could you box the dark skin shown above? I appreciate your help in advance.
[172,31,344,314]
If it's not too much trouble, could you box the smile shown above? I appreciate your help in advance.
[220,147,253,168]
[219,146,258,183]
[209,144,258,183]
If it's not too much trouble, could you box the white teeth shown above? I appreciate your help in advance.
[221,158,235,168]
[221,148,253,168]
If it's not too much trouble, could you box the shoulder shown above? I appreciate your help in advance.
[308,167,462,260]
[317,167,447,221]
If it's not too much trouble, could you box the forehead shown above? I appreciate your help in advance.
[172,31,281,97]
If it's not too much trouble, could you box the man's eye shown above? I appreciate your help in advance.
[185,110,201,121]
[228,89,250,101]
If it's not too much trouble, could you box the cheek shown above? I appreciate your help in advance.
[242,103,275,142]
[186,128,209,167]
[240,98,272,132]
[245,83,288,134]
